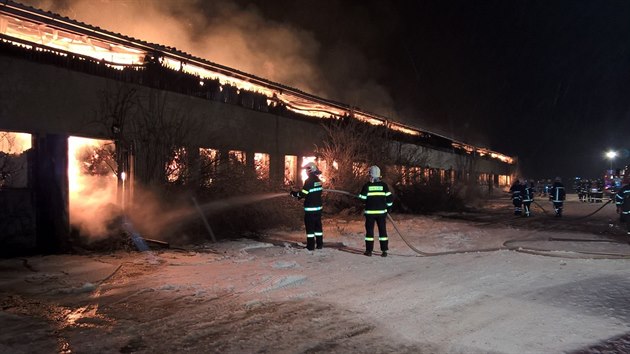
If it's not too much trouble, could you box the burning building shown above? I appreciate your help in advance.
[0,1,516,254]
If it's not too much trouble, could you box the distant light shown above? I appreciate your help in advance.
[606,151,617,159]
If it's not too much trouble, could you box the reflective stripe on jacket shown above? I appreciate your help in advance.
[359,181,393,215]
[616,185,630,213]
[550,183,566,202]
[298,175,323,213]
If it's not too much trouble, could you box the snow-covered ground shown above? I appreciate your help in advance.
[2,195,630,353]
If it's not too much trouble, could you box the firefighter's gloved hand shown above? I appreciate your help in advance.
[387,207,392,213]
[290,191,301,200]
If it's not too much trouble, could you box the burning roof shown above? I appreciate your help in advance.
[0,0,514,165]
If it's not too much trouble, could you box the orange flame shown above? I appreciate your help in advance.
[68,136,118,238]
[0,131,31,154]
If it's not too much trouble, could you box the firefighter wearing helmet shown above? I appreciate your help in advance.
[614,173,630,238]
[290,161,324,251]
[549,176,566,217]
[358,165,393,257]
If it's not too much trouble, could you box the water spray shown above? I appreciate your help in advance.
[192,197,217,243]
[121,216,160,264]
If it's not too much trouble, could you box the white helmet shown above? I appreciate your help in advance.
[303,162,319,174]
[369,165,381,180]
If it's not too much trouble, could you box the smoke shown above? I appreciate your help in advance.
[20,0,396,116]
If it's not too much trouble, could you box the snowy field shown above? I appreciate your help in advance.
[2,195,630,353]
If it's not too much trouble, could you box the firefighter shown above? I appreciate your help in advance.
[577,179,588,202]
[509,179,524,216]
[615,179,630,237]
[358,165,393,257]
[522,180,535,217]
[549,176,566,217]
[290,162,323,251]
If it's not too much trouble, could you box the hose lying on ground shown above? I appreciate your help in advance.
[323,189,630,259]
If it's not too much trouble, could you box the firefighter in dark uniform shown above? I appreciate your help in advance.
[290,162,324,251]
[358,166,393,257]
[522,180,535,217]
[549,176,566,217]
[615,179,630,237]
[509,179,524,215]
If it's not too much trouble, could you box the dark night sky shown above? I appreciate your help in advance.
[231,0,630,181]
[24,0,630,181]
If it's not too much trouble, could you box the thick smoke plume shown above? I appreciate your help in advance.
[21,0,395,116]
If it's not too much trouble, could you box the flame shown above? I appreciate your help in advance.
[0,9,514,165]
[0,13,144,66]
[254,152,269,179]
[68,136,118,237]
[0,131,31,154]
[451,142,514,164]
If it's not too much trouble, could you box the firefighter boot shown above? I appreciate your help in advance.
[380,240,389,257]
[364,240,374,257]
[306,237,315,251]
[315,236,323,249]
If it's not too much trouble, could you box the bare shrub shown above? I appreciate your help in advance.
[190,159,301,240]
[315,118,393,211]
[395,180,466,214]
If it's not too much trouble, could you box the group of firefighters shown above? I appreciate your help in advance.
[509,177,566,217]
[289,162,630,258]
[509,176,630,236]
[290,162,392,257]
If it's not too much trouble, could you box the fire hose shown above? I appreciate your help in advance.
[532,198,612,219]
[574,198,613,219]
[323,189,630,259]
[324,189,502,257]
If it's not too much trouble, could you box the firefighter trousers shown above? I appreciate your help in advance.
[304,212,323,250]
[552,201,563,216]
[364,214,388,252]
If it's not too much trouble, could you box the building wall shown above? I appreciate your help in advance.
[0,55,322,157]
[0,55,513,176]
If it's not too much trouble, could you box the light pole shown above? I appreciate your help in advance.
[606,150,617,171]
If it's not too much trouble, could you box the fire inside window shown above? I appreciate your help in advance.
[284,155,297,186]
[0,131,31,188]
[166,147,187,183]
[68,136,118,236]
[254,153,269,180]
[229,150,246,166]
[200,148,219,185]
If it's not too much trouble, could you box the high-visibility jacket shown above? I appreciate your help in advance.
[358,181,393,215]
[298,175,323,213]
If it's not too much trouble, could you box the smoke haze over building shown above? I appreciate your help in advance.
[20,0,630,180]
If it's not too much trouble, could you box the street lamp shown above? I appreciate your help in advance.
[605,150,617,170]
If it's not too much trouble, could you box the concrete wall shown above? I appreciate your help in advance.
[0,54,514,176]
[0,55,323,157]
